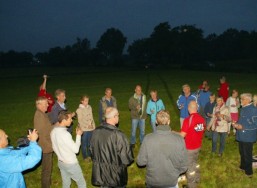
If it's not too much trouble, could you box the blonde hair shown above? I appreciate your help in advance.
[156,110,170,125]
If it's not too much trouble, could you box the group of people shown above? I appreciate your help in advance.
[1,74,257,188]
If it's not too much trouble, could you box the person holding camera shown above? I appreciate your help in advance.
[34,96,53,188]
[0,129,42,188]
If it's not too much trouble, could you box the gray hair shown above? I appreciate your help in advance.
[240,93,252,101]
[156,110,170,125]
[105,107,118,119]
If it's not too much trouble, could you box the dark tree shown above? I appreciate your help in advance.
[96,28,127,65]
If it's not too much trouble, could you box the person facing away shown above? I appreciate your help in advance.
[217,76,229,102]
[197,84,211,117]
[177,84,198,128]
[207,97,231,157]
[38,74,55,112]
[137,110,188,188]
[48,89,75,134]
[90,107,134,187]
[232,93,257,178]
[33,96,53,188]
[0,129,42,188]
[50,111,87,188]
[180,101,205,188]
[146,90,165,132]
[128,85,147,147]
[76,95,95,161]
[99,88,117,123]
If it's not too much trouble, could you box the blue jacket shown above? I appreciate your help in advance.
[236,104,257,142]
[146,99,165,123]
[198,90,211,109]
[0,142,42,188]
[177,93,198,118]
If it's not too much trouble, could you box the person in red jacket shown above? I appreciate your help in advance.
[38,75,55,112]
[218,76,229,102]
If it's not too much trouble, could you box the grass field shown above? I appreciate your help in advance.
[1,67,257,188]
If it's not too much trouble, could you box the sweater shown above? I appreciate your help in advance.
[50,126,81,164]
[137,125,188,187]
[236,103,257,142]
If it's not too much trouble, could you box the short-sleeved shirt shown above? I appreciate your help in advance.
[181,112,205,150]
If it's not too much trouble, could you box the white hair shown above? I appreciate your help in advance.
[240,93,252,101]
[105,107,118,119]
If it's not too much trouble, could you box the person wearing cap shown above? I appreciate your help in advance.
[217,76,229,102]
[0,129,42,188]
[90,107,134,187]
[137,110,188,188]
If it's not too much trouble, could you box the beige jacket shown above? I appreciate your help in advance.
[208,104,231,132]
[76,104,95,131]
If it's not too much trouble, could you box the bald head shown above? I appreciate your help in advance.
[188,101,198,114]
[0,129,8,148]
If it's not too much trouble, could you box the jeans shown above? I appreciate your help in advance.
[212,132,227,154]
[239,142,253,175]
[130,119,145,144]
[81,131,93,159]
[58,161,87,188]
[186,148,200,188]
[41,153,53,188]
[150,121,156,132]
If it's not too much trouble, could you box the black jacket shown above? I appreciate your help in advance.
[90,123,134,187]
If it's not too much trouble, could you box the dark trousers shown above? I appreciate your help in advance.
[239,142,253,175]
[42,152,53,188]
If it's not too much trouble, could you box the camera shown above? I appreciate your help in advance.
[16,128,34,147]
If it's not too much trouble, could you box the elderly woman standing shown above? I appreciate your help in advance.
[208,97,231,156]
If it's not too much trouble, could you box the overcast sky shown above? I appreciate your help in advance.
[0,0,257,54]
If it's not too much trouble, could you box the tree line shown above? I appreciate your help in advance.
[0,22,257,71]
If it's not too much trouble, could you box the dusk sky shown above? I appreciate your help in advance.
[1,0,257,54]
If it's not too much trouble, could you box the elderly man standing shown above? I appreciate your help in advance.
[180,101,205,188]
[0,129,42,188]
[99,87,117,123]
[232,93,257,178]
[34,96,53,188]
[137,110,188,188]
[177,84,198,127]
[129,85,147,147]
[90,107,134,187]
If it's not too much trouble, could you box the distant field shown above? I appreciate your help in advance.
[1,67,257,187]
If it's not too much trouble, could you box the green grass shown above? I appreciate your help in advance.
[1,67,257,187]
